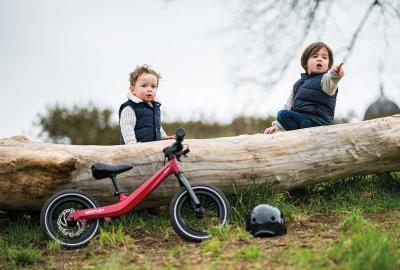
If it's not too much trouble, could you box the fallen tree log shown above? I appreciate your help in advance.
[1,115,400,211]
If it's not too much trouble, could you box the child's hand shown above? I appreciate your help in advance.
[264,126,280,134]
[161,135,175,140]
[333,63,344,78]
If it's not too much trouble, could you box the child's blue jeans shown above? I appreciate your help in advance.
[277,110,318,131]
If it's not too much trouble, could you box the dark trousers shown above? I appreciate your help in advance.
[277,110,318,131]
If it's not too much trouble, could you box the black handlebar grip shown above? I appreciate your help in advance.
[175,128,185,143]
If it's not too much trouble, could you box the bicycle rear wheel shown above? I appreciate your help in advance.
[169,185,230,242]
[40,190,100,248]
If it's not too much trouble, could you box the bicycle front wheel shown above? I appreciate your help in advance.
[169,184,230,242]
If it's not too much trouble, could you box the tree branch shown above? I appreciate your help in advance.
[341,0,380,63]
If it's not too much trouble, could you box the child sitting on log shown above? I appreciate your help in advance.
[119,65,174,144]
[264,42,345,134]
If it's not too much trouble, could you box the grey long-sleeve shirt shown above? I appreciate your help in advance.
[272,68,342,130]
[120,92,167,144]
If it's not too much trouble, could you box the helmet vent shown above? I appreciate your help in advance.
[252,218,256,223]
[271,216,275,221]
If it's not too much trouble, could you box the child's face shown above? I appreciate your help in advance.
[130,73,158,104]
[306,47,329,74]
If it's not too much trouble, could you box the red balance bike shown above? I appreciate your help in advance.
[40,128,230,248]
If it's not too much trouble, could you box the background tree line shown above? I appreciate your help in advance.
[35,103,350,145]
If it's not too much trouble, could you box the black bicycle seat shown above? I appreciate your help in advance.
[91,162,133,179]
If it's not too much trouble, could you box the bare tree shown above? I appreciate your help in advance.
[228,0,400,93]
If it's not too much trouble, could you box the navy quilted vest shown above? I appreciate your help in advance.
[118,100,161,144]
[291,73,338,125]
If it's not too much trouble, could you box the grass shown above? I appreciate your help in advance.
[289,211,400,270]
[229,172,400,225]
[332,213,399,270]
[0,214,43,269]
[0,172,399,269]
[108,208,171,232]
[169,245,184,259]
[46,240,62,252]
[201,238,222,254]
[207,224,232,241]
[97,224,134,248]
[235,245,262,261]
[2,245,42,268]
[89,252,133,270]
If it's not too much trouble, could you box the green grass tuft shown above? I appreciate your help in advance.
[329,211,399,270]
[289,211,400,270]
[46,239,62,252]
[201,238,222,254]
[2,245,42,267]
[207,224,232,241]
[97,225,134,248]
[235,245,262,261]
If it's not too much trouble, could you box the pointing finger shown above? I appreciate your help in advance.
[334,63,343,73]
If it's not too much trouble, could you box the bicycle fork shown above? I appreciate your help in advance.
[175,173,205,218]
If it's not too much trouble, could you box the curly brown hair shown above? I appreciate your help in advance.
[301,42,333,73]
[129,65,162,87]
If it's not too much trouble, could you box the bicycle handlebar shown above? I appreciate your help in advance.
[163,128,189,160]
[175,128,185,143]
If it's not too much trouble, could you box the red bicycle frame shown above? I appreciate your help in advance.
[68,157,182,222]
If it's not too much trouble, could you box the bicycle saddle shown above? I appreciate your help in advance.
[91,162,133,179]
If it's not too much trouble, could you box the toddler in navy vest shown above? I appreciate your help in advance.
[264,42,344,134]
[119,65,174,144]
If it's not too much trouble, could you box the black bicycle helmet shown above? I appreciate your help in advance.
[246,204,287,237]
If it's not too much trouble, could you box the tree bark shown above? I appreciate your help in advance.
[1,115,400,211]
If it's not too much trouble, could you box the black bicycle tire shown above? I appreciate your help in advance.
[40,189,100,248]
[169,184,230,242]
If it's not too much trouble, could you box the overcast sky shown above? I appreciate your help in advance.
[1,0,399,139]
